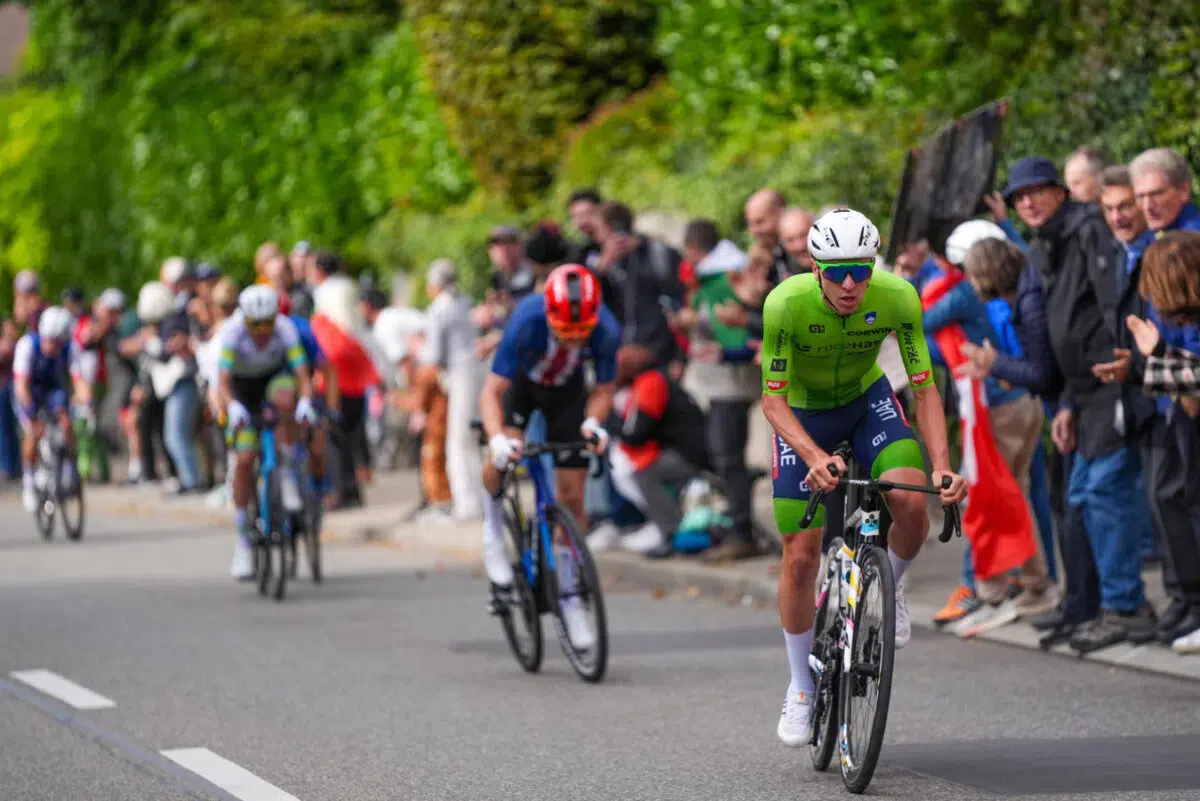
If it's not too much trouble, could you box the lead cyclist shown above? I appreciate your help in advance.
[759,208,968,747]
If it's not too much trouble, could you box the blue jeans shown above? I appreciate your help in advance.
[164,379,200,490]
[1029,441,1057,581]
[1067,446,1146,612]
[0,385,19,477]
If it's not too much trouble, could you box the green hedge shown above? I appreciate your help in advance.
[1,4,471,301]
[405,0,660,209]
[555,81,918,241]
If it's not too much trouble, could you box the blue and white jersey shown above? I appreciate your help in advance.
[490,293,620,387]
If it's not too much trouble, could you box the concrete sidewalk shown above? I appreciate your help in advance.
[75,467,1200,683]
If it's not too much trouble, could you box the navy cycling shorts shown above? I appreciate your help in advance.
[771,376,924,532]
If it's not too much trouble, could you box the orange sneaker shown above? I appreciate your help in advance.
[934,585,982,626]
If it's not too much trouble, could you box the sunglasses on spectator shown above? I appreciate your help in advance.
[248,319,276,332]
[817,260,874,284]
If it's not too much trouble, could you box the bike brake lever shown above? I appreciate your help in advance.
[938,501,962,543]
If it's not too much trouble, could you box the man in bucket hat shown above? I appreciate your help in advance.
[1007,155,1156,654]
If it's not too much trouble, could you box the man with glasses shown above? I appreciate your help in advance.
[1007,155,1156,654]
[760,208,966,748]
[478,264,620,650]
[216,285,318,579]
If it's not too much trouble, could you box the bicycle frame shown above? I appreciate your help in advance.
[511,451,559,588]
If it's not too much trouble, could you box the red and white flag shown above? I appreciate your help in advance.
[921,271,1036,580]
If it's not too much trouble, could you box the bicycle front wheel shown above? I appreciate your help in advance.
[498,498,542,673]
[545,505,608,684]
[838,545,895,794]
[810,538,845,772]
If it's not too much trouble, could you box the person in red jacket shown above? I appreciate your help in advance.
[607,343,710,555]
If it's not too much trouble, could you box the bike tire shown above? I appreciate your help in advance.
[545,505,608,684]
[810,538,845,772]
[256,537,272,597]
[838,545,895,794]
[35,489,55,541]
[498,499,542,673]
[60,450,85,541]
[307,507,323,583]
[269,471,288,602]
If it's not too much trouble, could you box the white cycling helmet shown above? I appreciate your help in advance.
[136,281,174,323]
[807,208,881,262]
[38,306,73,340]
[945,219,1008,266]
[98,288,126,311]
[239,284,279,322]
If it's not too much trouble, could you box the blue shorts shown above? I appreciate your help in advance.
[771,376,924,532]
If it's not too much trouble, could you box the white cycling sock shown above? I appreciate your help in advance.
[888,548,911,586]
[482,490,504,545]
[784,627,815,697]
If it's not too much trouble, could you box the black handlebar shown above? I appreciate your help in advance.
[798,465,962,542]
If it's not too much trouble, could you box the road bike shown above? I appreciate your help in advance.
[245,411,320,601]
[475,422,609,683]
[32,411,85,542]
[804,445,961,794]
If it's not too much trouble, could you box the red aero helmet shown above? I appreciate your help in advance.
[544,264,600,338]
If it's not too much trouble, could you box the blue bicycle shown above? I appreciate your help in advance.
[249,411,321,601]
[475,422,609,683]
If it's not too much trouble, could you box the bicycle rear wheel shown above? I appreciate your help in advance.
[838,545,895,794]
[497,497,542,673]
[545,505,608,683]
[60,450,85,541]
[810,538,845,772]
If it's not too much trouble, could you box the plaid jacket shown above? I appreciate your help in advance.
[1144,345,1200,396]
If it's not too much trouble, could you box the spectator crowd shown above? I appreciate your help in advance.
[2,144,1199,660]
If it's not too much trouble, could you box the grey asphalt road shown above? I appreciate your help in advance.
[2,498,1199,801]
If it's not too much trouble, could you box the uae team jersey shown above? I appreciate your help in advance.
[760,269,934,410]
[217,312,308,379]
[491,293,621,386]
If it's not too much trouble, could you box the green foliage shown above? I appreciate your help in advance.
[0,4,472,301]
[405,0,661,209]
[557,82,917,242]
[1003,0,1200,181]
[657,0,1042,131]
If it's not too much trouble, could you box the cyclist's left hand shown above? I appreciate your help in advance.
[932,469,967,505]
[295,396,318,425]
[581,417,609,455]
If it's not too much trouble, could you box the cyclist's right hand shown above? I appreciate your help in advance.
[227,400,252,430]
[488,433,522,470]
[805,451,847,493]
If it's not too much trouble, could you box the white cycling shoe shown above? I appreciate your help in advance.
[777,688,813,747]
[895,578,912,649]
[482,537,514,586]
[230,537,255,581]
[22,483,37,513]
[560,599,596,650]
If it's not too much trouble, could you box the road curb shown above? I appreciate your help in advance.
[594,550,1200,684]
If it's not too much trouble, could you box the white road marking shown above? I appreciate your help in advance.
[161,748,300,801]
[9,669,116,710]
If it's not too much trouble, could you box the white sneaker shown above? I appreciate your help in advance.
[954,599,1019,638]
[230,538,254,580]
[483,536,514,586]
[560,599,596,650]
[620,521,665,555]
[281,472,303,512]
[1172,627,1200,654]
[586,521,621,553]
[777,688,813,747]
[895,578,911,649]
[22,484,37,513]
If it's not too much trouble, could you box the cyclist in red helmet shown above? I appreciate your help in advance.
[480,263,620,649]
